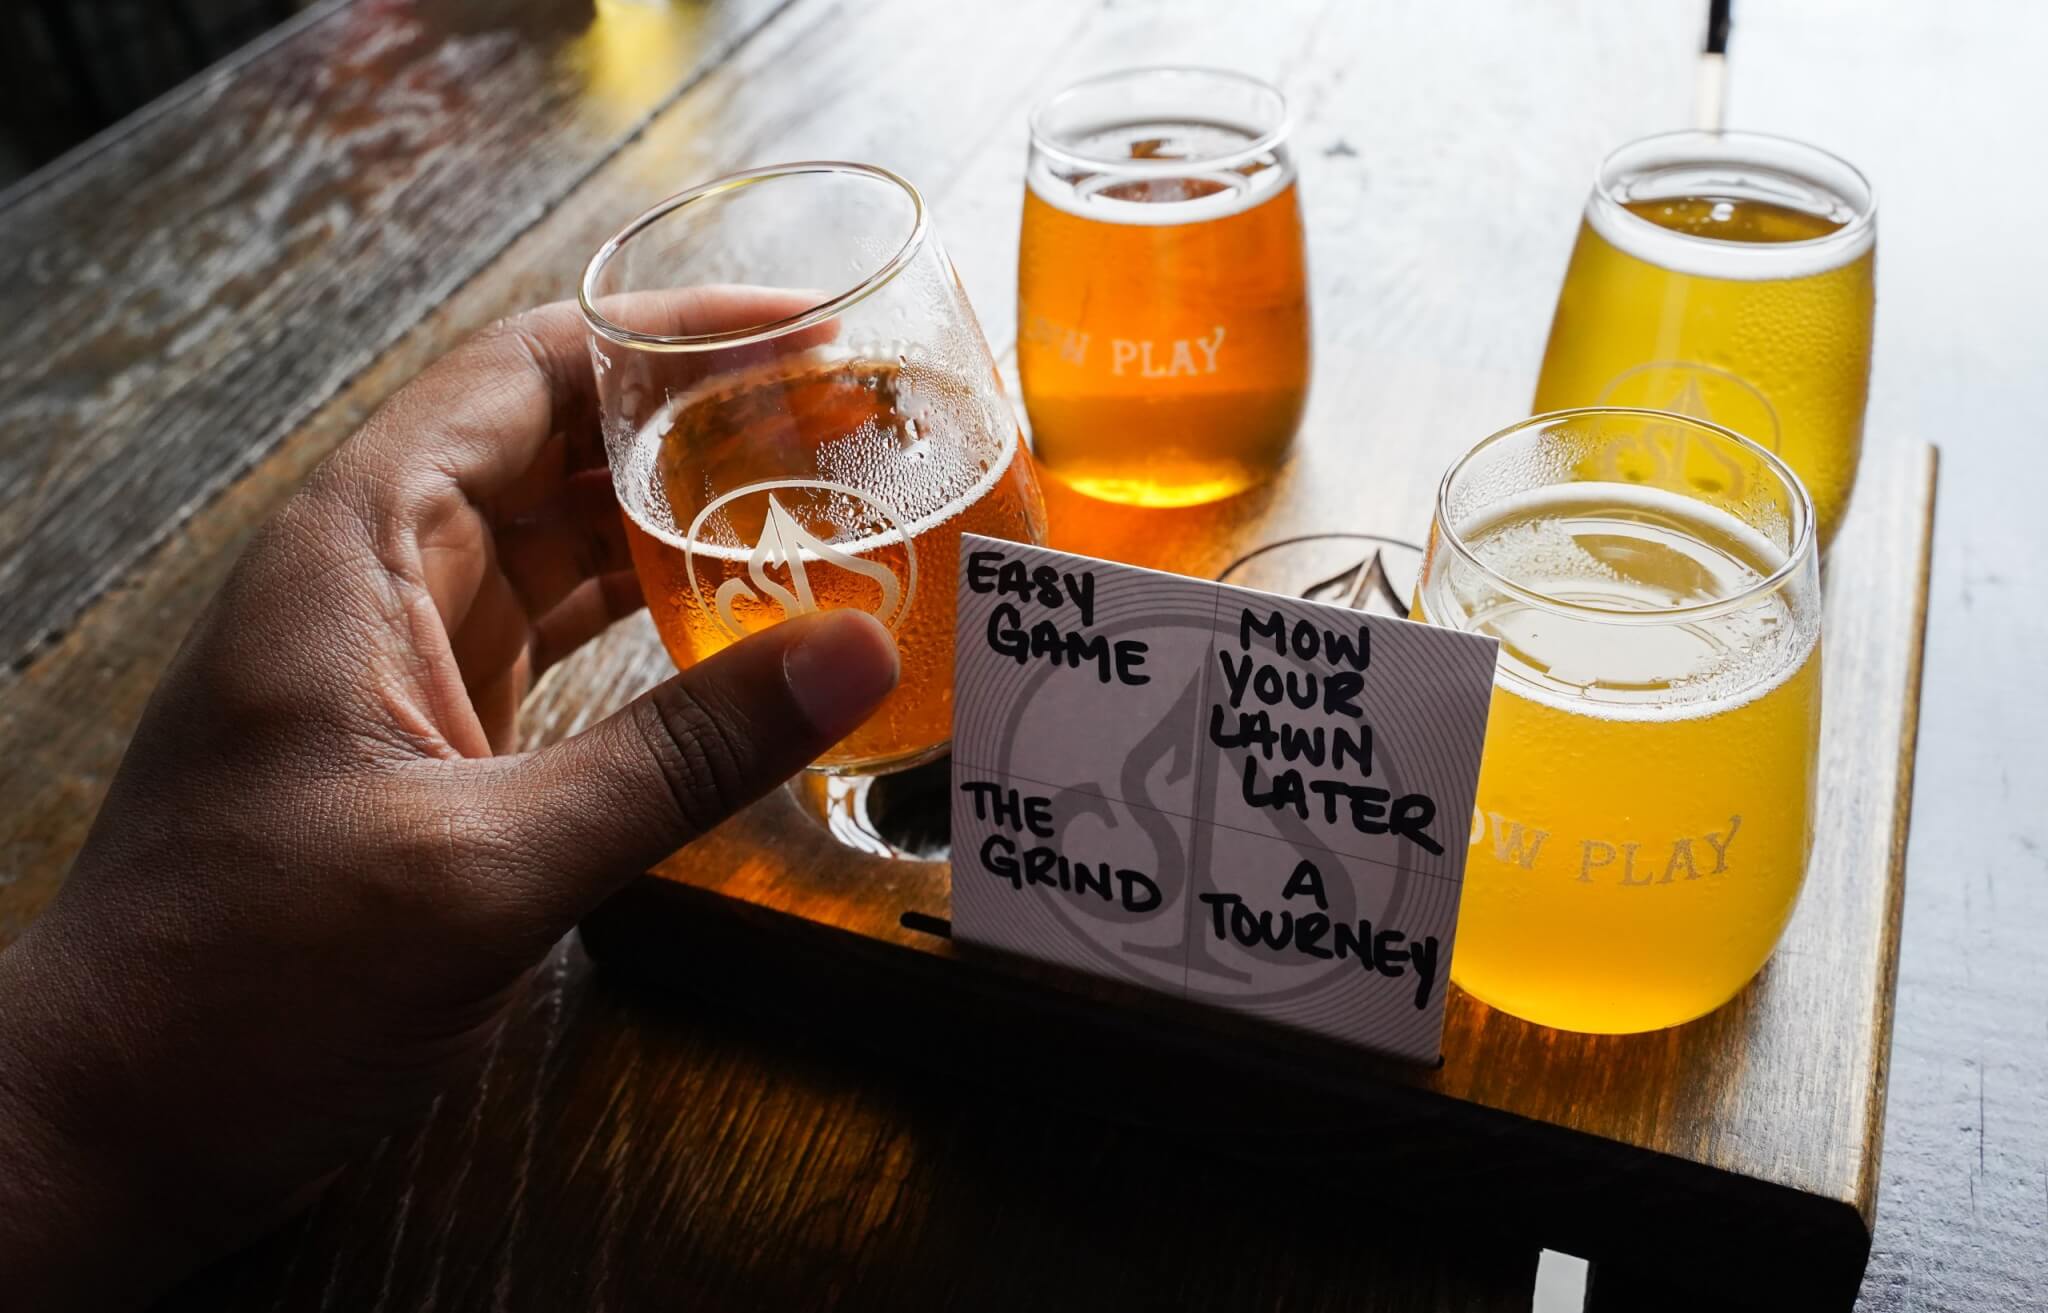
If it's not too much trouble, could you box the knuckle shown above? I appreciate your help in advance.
[634,682,760,837]
[477,308,572,394]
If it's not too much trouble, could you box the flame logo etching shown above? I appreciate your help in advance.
[683,479,917,639]
[1218,532,1423,620]
[1596,359,1780,452]
[972,532,1430,998]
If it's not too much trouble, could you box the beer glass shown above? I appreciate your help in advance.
[1415,409,1822,1033]
[1533,131,1875,549]
[580,163,1047,789]
[1018,67,1311,508]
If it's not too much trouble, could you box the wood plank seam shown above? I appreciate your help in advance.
[1852,445,1939,1225]
[0,0,805,680]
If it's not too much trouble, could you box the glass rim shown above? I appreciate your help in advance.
[578,161,929,353]
[1432,407,1818,627]
[1027,66,1292,176]
[1593,128,1877,259]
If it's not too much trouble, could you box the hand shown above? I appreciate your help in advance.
[0,297,899,1309]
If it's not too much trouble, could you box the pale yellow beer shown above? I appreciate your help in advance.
[1417,411,1822,1034]
[1018,69,1310,507]
[620,355,1045,773]
[1533,132,1875,548]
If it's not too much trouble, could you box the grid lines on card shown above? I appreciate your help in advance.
[947,761,1465,889]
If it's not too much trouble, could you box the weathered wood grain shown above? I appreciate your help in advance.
[0,2,1685,1307]
[1727,4,2048,1309]
[150,935,1544,1313]
[0,0,788,669]
[0,0,1117,938]
[0,0,2040,1310]
[0,0,1705,940]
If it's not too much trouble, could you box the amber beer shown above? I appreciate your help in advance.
[618,354,1046,772]
[1018,70,1310,507]
[1533,132,1876,547]
[1416,411,1823,1034]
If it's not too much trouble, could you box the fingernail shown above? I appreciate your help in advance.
[782,611,901,741]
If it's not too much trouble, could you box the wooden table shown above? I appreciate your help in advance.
[1,1,2040,1308]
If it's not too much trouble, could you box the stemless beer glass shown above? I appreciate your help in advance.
[1415,409,1822,1034]
[1018,67,1311,508]
[581,163,1047,785]
[1533,131,1875,549]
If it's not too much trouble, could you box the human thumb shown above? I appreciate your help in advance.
[469,609,898,931]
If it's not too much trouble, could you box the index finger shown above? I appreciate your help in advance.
[356,286,834,498]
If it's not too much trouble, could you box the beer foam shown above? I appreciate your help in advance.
[1423,482,1820,722]
[1586,191,1873,282]
[616,374,1024,563]
[1025,150,1297,227]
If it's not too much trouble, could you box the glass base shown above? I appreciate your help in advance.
[809,737,951,778]
[789,753,952,860]
[1449,969,1753,1035]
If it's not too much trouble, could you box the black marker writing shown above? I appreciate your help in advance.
[960,780,1160,913]
[969,550,1146,686]
[1196,891,1442,1010]
[1208,608,1441,854]
[966,550,1096,625]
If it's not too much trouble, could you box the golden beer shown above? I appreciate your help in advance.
[1019,71,1310,507]
[584,162,1050,824]
[1418,411,1822,1034]
[619,355,1046,772]
[1533,132,1876,548]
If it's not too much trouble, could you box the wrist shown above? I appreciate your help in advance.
[0,933,200,1310]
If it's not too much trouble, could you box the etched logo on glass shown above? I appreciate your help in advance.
[1590,361,1783,497]
[1218,532,1424,620]
[683,479,918,639]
